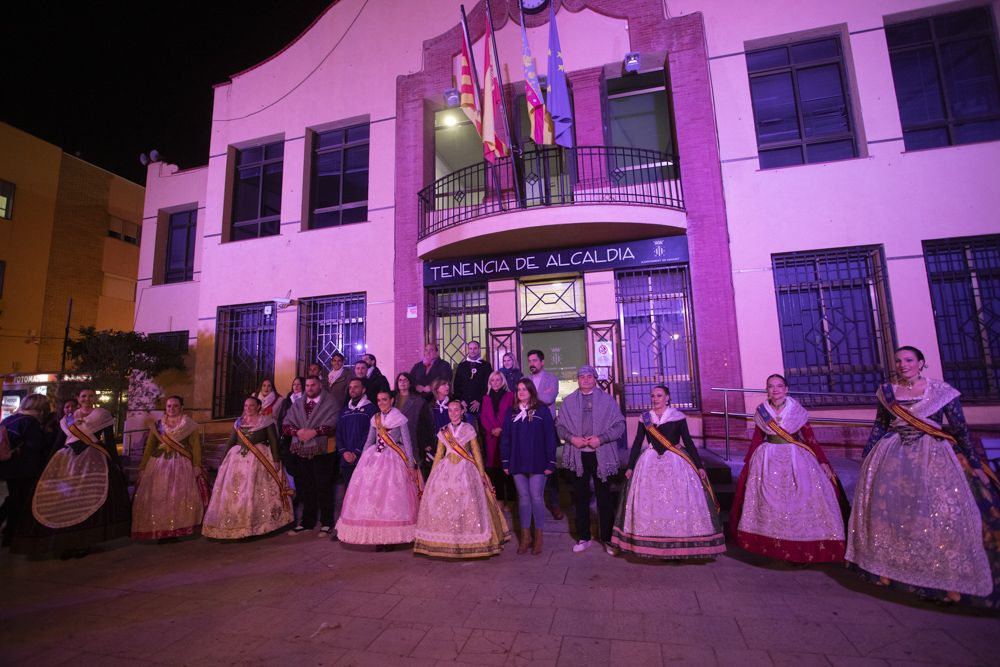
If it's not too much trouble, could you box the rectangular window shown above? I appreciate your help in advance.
[164,210,196,283]
[231,141,283,241]
[311,124,369,229]
[427,284,488,367]
[149,331,190,355]
[923,235,1000,400]
[0,180,14,220]
[297,293,366,372]
[604,70,678,182]
[213,303,276,418]
[108,217,140,245]
[772,246,895,405]
[616,266,699,412]
[886,7,1000,150]
[747,36,858,169]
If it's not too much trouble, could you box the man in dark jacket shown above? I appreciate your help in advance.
[337,378,376,487]
[453,341,492,423]
[410,343,453,397]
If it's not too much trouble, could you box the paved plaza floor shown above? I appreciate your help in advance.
[3,506,999,667]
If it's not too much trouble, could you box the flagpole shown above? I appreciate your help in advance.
[484,0,524,206]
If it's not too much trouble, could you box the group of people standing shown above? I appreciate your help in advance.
[1,343,997,608]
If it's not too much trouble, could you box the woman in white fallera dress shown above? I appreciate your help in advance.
[730,374,847,563]
[202,396,292,539]
[336,391,421,546]
[414,400,509,558]
[612,385,725,559]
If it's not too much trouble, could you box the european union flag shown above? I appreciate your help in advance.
[546,5,574,148]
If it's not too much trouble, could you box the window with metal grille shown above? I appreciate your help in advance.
[213,303,276,418]
[746,36,859,169]
[0,180,13,220]
[149,331,189,355]
[886,7,1000,151]
[310,124,369,229]
[164,209,196,283]
[519,277,586,322]
[427,285,488,367]
[616,267,699,412]
[230,141,283,241]
[923,235,1000,400]
[772,246,895,405]
[297,293,366,373]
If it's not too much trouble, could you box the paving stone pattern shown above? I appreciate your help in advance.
[3,509,999,667]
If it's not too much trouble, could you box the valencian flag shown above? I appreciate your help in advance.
[520,18,553,145]
[458,13,482,136]
[546,4,574,148]
[481,17,509,162]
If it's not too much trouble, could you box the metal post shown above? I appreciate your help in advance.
[723,389,730,461]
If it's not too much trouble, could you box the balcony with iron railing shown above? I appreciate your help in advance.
[417,145,686,259]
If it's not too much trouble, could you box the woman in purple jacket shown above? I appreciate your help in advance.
[500,379,556,555]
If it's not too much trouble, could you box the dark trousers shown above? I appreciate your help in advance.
[572,452,613,543]
[1,478,32,547]
[293,453,337,529]
[340,461,356,488]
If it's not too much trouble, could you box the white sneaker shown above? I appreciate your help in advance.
[287,525,309,535]
[572,540,592,553]
[605,544,616,556]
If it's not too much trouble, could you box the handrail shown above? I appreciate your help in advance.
[418,145,683,239]
[709,386,877,461]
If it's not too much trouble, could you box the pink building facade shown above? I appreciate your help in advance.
[135,0,1000,442]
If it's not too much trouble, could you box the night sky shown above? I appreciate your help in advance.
[3,1,334,184]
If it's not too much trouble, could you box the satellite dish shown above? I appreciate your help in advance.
[149,149,161,162]
[139,153,149,166]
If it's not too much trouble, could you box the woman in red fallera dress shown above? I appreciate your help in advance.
[730,374,848,563]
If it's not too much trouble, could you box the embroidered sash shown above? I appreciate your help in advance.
[159,431,193,460]
[877,384,957,444]
[441,426,493,496]
[235,428,293,511]
[67,422,112,460]
[375,414,422,494]
[642,423,719,512]
[754,404,817,458]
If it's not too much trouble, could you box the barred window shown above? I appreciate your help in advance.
[213,303,276,418]
[772,246,895,405]
[310,124,369,229]
[923,235,1000,400]
[886,7,1000,151]
[427,285,488,367]
[231,141,283,241]
[747,36,858,169]
[297,293,366,372]
[616,267,699,412]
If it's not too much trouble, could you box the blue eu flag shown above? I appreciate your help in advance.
[546,6,574,148]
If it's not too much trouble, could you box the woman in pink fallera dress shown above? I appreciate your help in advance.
[336,391,421,546]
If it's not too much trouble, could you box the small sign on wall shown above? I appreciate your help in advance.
[406,305,418,319]
[594,340,613,367]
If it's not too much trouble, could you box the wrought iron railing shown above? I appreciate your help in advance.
[418,146,683,238]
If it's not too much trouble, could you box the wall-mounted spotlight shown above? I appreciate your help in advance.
[623,52,641,74]
[443,87,461,107]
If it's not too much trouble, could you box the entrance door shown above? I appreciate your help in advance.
[521,328,587,409]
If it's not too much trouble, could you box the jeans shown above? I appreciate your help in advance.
[512,473,548,531]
